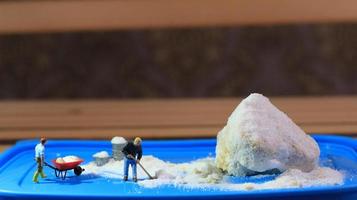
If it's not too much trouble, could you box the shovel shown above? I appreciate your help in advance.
[136,159,157,180]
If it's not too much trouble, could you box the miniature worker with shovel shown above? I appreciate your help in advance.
[33,137,47,183]
[122,137,142,182]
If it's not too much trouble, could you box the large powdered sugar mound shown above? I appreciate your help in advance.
[215,93,320,176]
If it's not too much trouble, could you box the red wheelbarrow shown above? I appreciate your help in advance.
[44,159,85,180]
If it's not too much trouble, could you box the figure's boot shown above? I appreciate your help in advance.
[33,171,40,183]
[40,171,47,178]
[123,175,128,181]
[133,176,137,182]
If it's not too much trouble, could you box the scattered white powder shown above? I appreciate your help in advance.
[83,156,343,190]
[62,155,81,162]
[93,151,110,158]
[220,167,343,191]
[111,137,127,144]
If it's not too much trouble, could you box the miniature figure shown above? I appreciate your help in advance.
[122,137,142,182]
[33,137,47,183]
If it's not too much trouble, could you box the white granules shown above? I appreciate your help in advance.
[83,156,343,190]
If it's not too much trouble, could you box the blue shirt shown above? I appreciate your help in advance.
[35,143,45,158]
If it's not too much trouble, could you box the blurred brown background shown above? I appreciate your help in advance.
[0,0,356,143]
[1,23,357,99]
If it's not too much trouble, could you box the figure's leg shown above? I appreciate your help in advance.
[33,158,40,183]
[123,158,129,181]
[33,171,40,183]
[132,161,137,182]
[39,159,47,178]
[40,170,47,178]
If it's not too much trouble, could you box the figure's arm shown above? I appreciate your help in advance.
[122,144,134,159]
[137,147,142,161]
[122,145,129,156]
[40,148,45,166]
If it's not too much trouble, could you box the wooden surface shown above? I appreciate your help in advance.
[0,145,10,153]
[2,0,357,34]
[0,96,356,144]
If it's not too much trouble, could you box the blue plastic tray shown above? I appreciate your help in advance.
[0,135,357,200]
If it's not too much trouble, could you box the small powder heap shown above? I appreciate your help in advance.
[93,151,110,158]
[56,155,81,163]
[111,137,127,144]
[56,157,65,163]
[62,155,81,162]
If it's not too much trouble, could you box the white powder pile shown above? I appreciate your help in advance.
[93,151,110,158]
[111,137,127,144]
[56,155,81,163]
[56,157,65,163]
[62,155,81,162]
[83,156,343,190]
[216,93,320,176]
[82,93,344,191]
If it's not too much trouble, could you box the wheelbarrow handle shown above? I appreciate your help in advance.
[44,161,57,170]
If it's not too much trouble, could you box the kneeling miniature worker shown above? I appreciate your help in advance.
[33,137,47,183]
[122,137,142,182]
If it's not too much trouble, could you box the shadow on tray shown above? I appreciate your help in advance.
[41,174,101,185]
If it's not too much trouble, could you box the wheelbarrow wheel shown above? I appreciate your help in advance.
[74,166,83,176]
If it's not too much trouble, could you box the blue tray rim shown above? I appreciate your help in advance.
[0,135,357,199]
